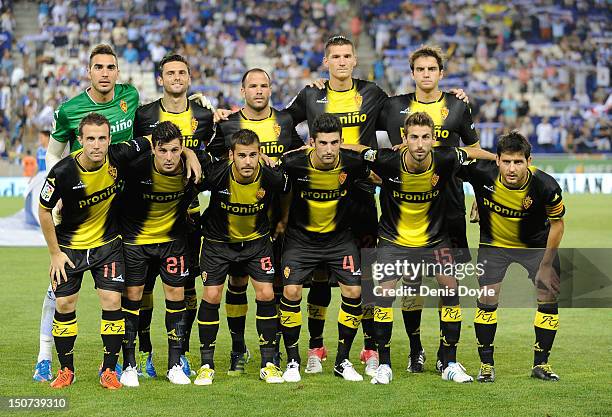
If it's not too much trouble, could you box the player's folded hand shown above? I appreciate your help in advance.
[52,199,63,225]
[183,149,202,184]
[535,263,561,298]
[307,78,327,89]
[259,153,276,168]
[213,108,233,123]
[449,88,469,104]
[188,92,215,111]
[273,220,287,241]
[49,251,75,291]
[391,143,407,151]
[469,200,480,223]
[369,171,382,185]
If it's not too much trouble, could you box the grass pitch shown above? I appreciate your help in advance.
[0,195,610,417]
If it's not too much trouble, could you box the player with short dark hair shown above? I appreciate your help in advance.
[279,113,370,383]
[460,131,565,383]
[376,44,480,374]
[39,114,153,389]
[344,112,495,384]
[33,44,140,382]
[206,68,305,373]
[118,120,204,387]
[194,129,288,385]
[133,53,216,379]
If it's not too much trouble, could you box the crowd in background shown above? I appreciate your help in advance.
[0,0,609,174]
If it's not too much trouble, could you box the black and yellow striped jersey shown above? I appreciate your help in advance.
[281,148,369,236]
[460,161,565,248]
[39,137,151,249]
[367,147,468,247]
[118,154,197,245]
[207,108,304,161]
[285,79,388,147]
[133,98,216,151]
[377,92,479,148]
[200,154,288,243]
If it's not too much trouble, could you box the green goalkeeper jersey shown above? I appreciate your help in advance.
[51,83,140,152]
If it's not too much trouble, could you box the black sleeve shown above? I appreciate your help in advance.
[376,98,390,132]
[363,148,397,178]
[108,137,151,170]
[459,103,480,146]
[288,124,306,150]
[39,166,61,209]
[206,123,228,159]
[284,88,308,124]
[132,106,149,137]
[261,163,290,193]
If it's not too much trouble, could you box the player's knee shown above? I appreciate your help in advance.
[99,290,122,310]
[254,284,274,302]
[283,285,302,301]
[203,286,223,304]
[126,285,144,301]
[55,295,77,313]
[341,285,361,299]
[164,285,184,302]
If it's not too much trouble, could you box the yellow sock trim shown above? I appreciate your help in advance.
[166,308,186,314]
[474,308,497,324]
[100,319,125,335]
[440,306,462,322]
[362,305,374,320]
[197,320,220,325]
[373,307,394,323]
[279,309,302,328]
[52,319,78,337]
[338,308,363,329]
[226,304,248,318]
[122,308,140,316]
[141,293,154,310]
[401,295,424,311]
[534,311,559,330]
[307,304,328,320]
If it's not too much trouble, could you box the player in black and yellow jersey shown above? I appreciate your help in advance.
[206,68,304,372]
[118,121,203,387]
[194,129,287,386]
[133,54,216,378]
[279,113,369,383]
[39,114,158,390]
[376,45,480,374]
[459,131,565,383]
[344,112,494,384]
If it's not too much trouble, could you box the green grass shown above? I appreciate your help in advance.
[0,195,611,416]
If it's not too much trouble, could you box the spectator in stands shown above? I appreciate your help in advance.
[36,129,49,172]
[536,116,555,151]
[22,148,36,177]
[123,42,139,64]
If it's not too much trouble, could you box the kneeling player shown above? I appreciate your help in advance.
[461,131,565,382]
[195,129,287,385]
[279,113,369,382]
[119,121,203,386]
[39,114,164,389]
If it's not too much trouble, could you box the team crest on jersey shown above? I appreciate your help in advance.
[256,188,266,200]
[354,92,363,108]
[441,107,449,120]
[522,196,533,209]
[283,266,291,279]
[108,165,118,180]
[120,99,128,113]
[338,172,348,185]
[431,173,439,187]
[191,117,198,132]
[273,123,281,138]
[201,271,207,283]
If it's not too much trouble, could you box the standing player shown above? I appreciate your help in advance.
[345,112,494,384]
[206,68,304,373]
[279,114,369,383]
[376,45,480,373]
[284,35,387,376]
[34,44,139,382]
[194,129,287,386]
[133,54,215,378]
[460,131,564,382]
[39,114,152,389]
[118,121,203,387]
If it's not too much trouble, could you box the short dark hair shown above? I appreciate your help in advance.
[312,113,342,140]
[152,121,183,147]
[78,112,110,137]
[230,129,260,151]
[404,112,435,136]
[241,68,271,87]
[497,131,531,159]
[89,44,118,68]
[324,35,354,56]
[409,45,444,72]
[159,54,191,75]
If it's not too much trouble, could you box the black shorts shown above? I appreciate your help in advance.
[281,229,361,287]
[186,213,202,287]
[375,239,454,284]
[446,215,471,263]
[477,246,561,286]
[200,236,275,286]
[124,239,189,288]
[347,189,378,249]
[53,238,125,298]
